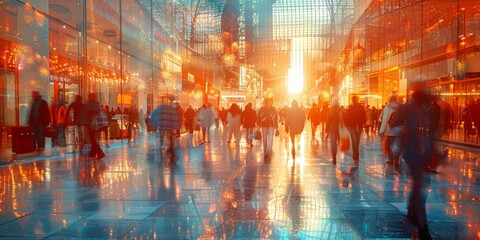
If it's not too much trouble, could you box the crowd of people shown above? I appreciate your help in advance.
[27,89,456,239]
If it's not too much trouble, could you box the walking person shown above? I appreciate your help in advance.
[325,98,342,165]
[241,102,257,148]
[55,100,69,147]
[85,93,105,160]
[151,100,180,162]
[344,95,366,164]
[28,91,50,152]
[226,103,242,146]
[184,105,195,134]
[308,103,321,143]
[198,104,214,142]
[395,90,433,240]
[285,100,306,158]
[379,93,402,166]
[68,95,88,148]
[257,98,278,161]
[320,102,330,141]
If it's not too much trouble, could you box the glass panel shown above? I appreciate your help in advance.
[48,0,84,29]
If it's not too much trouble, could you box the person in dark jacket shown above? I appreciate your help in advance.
[395,90,433,240]
[285,100,306,158]
[184,105,195,134]
[241,102,257,147]
[325,98,342,164]
[28,91,50,151]
[86,93,105,160]
[308,103,322,142]
[68,95,88,147]
[257,98,278,161]
[344,95,366,164]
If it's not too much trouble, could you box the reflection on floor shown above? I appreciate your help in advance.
[0,128,479,239]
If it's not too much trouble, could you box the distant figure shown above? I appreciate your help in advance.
[55,100,69,147]
[241,102,257,148]
[396,90,433,240]
[28,91,50,151]
[184,105,195,134]
[198,104,214,142]
[226,103,242,145]
[175,103,184,135]
[68,95,88,146]
[257,98,278,161]
[308,103,321,142]
[285,100,306,158]
[344,95,366,164]
[325,98,342,165]
[320,102,330,141]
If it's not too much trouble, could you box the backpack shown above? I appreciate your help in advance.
[387,108,397,126]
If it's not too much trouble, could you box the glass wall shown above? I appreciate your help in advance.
[341,0,480,146]
[0,0,185,150]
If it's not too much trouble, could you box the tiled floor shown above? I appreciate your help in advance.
[0,127,479,239]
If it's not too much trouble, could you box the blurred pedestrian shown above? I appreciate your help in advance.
[320,102,330,140]
[241,102,257,148]
[68,95,88,147]
[344,95,366,164]
[55,100,69,147]
[285,100,306,158]
[198,104,214,142]
[150,100,179,162]
[396,90,433,240]
[308,103,321,142]
[325,98,342,165]
[257,98,278,161]
[28,91,50,152]
[379,93,402,166]
[85,93,105,160]
[175,102,184,136]
[226,103,242,145]
[185,105,195,134]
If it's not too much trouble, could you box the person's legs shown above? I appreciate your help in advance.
[311,123,318,140]
[290,133,296,157]
[227,125,234,143]
[38,125,46,149]
[266,127,275,156]
[89,129,104,159]
[159,130,166,147]
[31,124,40,150]
[201,127,206,141]
[329,132,337,164]
[349,127,361,162]
[261,127,268,157]
[405,158,429,235]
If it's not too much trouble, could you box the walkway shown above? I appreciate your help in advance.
[0,128,479,239]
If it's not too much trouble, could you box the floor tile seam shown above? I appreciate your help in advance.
[0,211,34,227]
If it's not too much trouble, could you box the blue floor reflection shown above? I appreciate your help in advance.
[0,128,479,239]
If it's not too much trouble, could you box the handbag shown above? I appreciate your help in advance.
[254,129,262,140]
[339,125,350,152]
[91,110,110,131]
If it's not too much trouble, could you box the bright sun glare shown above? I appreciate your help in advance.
[288,38,304,93]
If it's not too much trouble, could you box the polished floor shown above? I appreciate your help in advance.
[0,127,479,239]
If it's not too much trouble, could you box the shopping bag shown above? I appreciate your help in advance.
[339,127,350,152]
[91,110,110,131]
[254,130,262,140]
